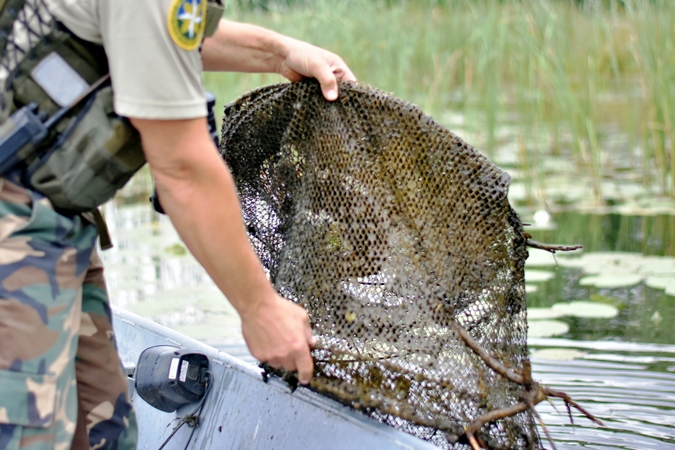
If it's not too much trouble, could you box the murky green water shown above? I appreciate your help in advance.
[520,210,675,448]
[104,199,675,449]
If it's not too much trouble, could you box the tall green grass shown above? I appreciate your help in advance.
[204,0,675,204]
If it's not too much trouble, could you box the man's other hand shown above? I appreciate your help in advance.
[277,38,357,101]
[202,20,356,102]
[241,293,316,385]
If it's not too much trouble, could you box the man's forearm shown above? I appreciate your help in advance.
[138,119,275,316]
[201,19,290,73]
[201,19,356,102]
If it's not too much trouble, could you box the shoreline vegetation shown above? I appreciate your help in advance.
[200,0,674,212]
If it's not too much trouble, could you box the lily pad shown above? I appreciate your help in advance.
[557,252,643,273]
[639,265,675,276]
[527,308,565,320]
[528,320,569,338]
[525,249,558,267]
[578,274,643,288]
[525,284,538,293]
[525,270,555,283]
[531,348,586,361]
[551,301,619,318]
[645,276,675,290]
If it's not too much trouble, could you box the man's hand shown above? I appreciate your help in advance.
[241,293,316,384]
[202,20,357,101]
[131,117,317,384]
[276,37,356,101]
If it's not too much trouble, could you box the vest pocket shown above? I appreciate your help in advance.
[25,86,146,213]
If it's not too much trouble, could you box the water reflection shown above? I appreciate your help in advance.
[531,339,675,449]
[525,212,675,345]
[102,201,245,349]
[529,212,675,257]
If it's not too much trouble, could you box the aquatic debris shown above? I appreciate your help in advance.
[551,301,619,319]
[164,243,188,256]
[650,311,663,326]
[533,210,551,227]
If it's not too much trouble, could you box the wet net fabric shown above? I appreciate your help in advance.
[220,81,539,449]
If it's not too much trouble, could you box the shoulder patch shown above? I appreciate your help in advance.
[167,0,207,51]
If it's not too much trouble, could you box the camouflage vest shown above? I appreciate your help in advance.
[0,0,224,213]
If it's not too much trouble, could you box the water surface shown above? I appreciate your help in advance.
[103,201,675,449]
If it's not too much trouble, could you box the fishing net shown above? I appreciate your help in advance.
[219,80,573,449]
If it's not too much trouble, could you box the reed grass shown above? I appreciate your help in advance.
[203,0,675,204]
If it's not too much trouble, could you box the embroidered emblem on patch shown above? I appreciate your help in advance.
[167,0,207,51]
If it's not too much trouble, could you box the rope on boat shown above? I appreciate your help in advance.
[157,370,214,450]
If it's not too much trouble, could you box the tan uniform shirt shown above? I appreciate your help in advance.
[45,0,208,119]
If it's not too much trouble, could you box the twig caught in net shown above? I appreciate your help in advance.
[526,240,583,254]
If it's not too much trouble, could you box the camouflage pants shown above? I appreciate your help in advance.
[0,177,137,450]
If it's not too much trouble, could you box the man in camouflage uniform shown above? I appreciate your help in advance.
[0,0,355,448]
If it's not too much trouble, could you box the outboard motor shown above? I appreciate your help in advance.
[135,345,210,413]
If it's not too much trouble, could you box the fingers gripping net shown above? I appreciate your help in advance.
[220,81,539,449]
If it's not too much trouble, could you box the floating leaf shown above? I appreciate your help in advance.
[551,301,619,318]
[525,270,555,283]
[555,257,586,269]
[558,252,643,273]
[645,276,675,290]
[589,293,623,307]
[525,249,557,267]
[527,308,565,320]
[528,320,569,338]
[525,284,538,293]
[531,348,586,361]
[639,259,675,276]
[579,274,643,288]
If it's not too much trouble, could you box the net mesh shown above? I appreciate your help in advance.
[220,80,539,449]
[0,0,53,87]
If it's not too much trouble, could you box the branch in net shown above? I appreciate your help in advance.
[456,321,604,448]
[464,401,530,450]
[453,322,525,384]
[544,388,605,427]
[526,239,583,253]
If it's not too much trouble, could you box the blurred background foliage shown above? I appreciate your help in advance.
[204,0,674,207]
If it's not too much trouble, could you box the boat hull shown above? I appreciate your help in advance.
[112,307,439,449]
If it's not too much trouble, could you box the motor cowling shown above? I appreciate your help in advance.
[135,345,209,413]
